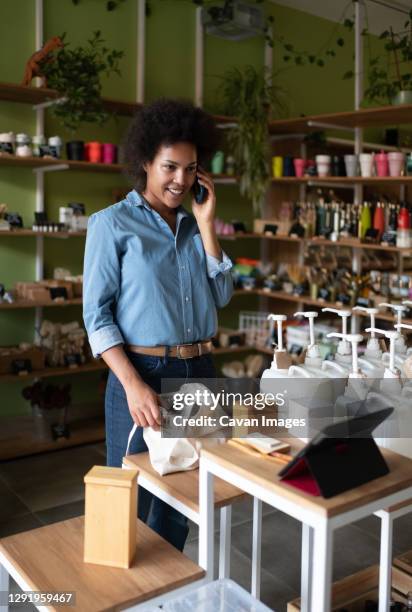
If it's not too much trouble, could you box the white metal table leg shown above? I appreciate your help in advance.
[199,460,214,580]
[219,505,232,579]
[378,511,393,612]
[301,523,313,612]
[0,562,9,612]
[310,522,333,612]
[251,497,262,600]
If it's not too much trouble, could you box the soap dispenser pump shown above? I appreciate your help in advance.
[330,332,370,415]
[260,314,293,394]
[322,307,352,366]
[294,311,322,370]
[379,303,409,355]
[366,327,403,397]
[327,333,365,379]
[267,314,292,372]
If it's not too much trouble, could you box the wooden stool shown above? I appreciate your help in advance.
[0,516,206,611]
[123,451,248,580]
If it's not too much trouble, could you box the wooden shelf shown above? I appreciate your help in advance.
[0,360,107,383]
[0,81,141,116]
[0,155,236,181]
[221,232,411,252]
[0,297,83,310]
[0,413,105,460]
[3,230,408,253]
[269,103,412,134]
[272,175,412,185]
[5,83,411,135]
[0,229,86,237]
[0,82,236,124]
[0,154,124,173]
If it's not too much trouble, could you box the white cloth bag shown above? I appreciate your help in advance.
[122,383,225,476]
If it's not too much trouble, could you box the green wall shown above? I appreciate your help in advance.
[0,0,374,416]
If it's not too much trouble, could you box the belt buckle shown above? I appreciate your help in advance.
[176,344,190,359]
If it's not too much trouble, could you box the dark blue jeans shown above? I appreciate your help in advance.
[105,350,216,551]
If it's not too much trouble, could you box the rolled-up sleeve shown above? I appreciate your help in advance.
[82,213,124,358]
[205,250,234,308]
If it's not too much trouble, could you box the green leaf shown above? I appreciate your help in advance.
[283,55,290,62]
[343,70,354,80]
[317,59,325,67]
[337,38,344,47]
[284,43,294,51]
[308,55,315,63]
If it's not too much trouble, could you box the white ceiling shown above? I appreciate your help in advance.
[270,0,412,34]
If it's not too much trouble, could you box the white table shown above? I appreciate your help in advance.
[198,442,412,612]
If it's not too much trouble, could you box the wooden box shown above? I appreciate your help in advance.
[26,287,51,302]
[84,465,139,568]
[287,565,406,612]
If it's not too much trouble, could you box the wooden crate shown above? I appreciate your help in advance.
[287,565,407,612]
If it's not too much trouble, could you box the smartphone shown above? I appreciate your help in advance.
[192,177,208,204]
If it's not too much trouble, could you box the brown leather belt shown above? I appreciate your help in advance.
[126,340,213,359]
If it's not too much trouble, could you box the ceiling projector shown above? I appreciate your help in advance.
[201,0,265,41]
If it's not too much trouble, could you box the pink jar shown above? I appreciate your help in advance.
[375,151,389,177]
[293,158,306,178]
[388,152,405,177]
[102,143,117,164]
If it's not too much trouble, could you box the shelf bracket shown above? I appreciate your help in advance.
[306,120,355,134]
[307,180,355,190]
[214,177,237,185]
[32,164,69,174]
[216,123,237,129]
[270,133,306,141]
[32,96,68,111]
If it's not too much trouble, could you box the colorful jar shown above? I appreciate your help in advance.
[48,136,63,159]
[0,132,15,155]
[87,141,102,163]
[102,143,117,164]
[15,133,32,157]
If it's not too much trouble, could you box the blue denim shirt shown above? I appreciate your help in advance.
[83,190,234,357]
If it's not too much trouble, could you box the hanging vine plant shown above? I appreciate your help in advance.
[219,65,285,216]
[38,31,124,131]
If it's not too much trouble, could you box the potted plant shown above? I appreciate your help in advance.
[35,31,124,131]
[346,13,412,107]
[218,65,286,215]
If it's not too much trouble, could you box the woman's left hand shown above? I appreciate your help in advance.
[191,168,216,227]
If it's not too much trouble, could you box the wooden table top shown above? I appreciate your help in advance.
[201,441,412,518]
[123,451,246,513]
[0,516,204,611]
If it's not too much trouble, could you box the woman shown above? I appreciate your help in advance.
[82,98,234,551]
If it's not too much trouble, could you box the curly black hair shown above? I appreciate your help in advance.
[123,98,220,190]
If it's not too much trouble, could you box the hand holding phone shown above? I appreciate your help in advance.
[192,177,208,204]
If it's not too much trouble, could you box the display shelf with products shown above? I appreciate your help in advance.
[272,176,412,185]
[0,155,237,182]
[269,102,412,134]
